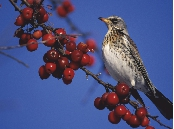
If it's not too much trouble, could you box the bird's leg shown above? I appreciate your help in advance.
[131,88,145,107]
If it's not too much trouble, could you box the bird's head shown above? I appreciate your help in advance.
[99,16,129,35]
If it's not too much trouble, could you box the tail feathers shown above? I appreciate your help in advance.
[145,88,173,120]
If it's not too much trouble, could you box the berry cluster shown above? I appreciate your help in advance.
[94,83,154,129]
[15,3,48,27]
[39,29,96,84]
[13,0,95,84]
[14,1,49,51]
[56,0,74,17]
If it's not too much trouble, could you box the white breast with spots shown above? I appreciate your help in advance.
[102,43,148,93]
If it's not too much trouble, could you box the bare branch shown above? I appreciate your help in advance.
[9,0,22,12]
[147,115,172,129]
[80,67,115,91]
[0,51,29,67]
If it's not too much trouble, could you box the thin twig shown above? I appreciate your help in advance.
[0,51,29,68]
[80,67,114,91]
[0,34,81,50]
[147,115,172,129]
[21,0,30,7]
[65,17,91,39]
[9,0,22,12]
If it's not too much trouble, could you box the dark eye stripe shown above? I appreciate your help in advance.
[110,19,117,23]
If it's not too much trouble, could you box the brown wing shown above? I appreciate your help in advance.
[123,34,156,95]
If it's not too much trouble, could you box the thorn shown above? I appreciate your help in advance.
[86,74,88,80]
[96,73,101,76]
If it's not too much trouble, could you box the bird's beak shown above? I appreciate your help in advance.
[98,17,110,23]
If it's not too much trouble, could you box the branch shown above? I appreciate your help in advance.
[80,67,114,91]
[65,17,91,39]
[147,115,172,129]
[9,0,22,12]
[0,51,29,67]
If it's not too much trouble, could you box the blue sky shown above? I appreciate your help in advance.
[0,1,172,129]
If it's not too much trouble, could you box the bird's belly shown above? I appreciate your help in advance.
[102,45,131,83]
[102,44,148,92]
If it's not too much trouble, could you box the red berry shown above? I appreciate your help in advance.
[71,50,83,62]
[26,39,38,51]
[57,57,69,70]
[45,63,56,74]
[66,41,76,52]
[141,116,149,127]
[115,83,130,97]
[114,105,127,117]
[69,61,80,70]
[63,68,75,81]
[38,65,50,79]
[19,33,31,45]
[108,111,121,124]
[55,28,66,35]
[15,29,24,38]
[46,49,60,62]
[86,39,96,51]
[66,36,76,42]
[145,126,155,129]
[37,6,46,17]
[122,110,131,121]
[56,6,67,17]
[52,68,63,79]
[80,54,90,66]
[62,1,74,13]
[87,55,95,66]
[106,92,119,106]
[26,0,34,5]
[42,13,49,22]
[101,92,109,105]
[43,53,49,63]
[65,50,72,55]
[21,33,31,41]
[94,97,105,110]
[135,107,147,120]
[62,1,71,9]
[37,13,49,23]
[67,5,74,13]
[14,15,26,26]
[62,77,72,85]
[59,38,68,45]
[127,115,140,128]
[33,30,42,40]
[33,0,41,4]
[22,7,33,20]
[55,28,66,40]
[77,42,89,53]
[42,33,55,47]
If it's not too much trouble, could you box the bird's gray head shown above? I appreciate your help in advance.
[99,15,129,36]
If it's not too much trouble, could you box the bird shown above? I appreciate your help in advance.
[99,15,173,120]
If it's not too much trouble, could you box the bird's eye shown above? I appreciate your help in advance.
[110,19,117,23]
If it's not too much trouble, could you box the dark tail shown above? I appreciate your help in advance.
[145,88,173,120]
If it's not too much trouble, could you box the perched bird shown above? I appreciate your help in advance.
[99,16,173,120]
